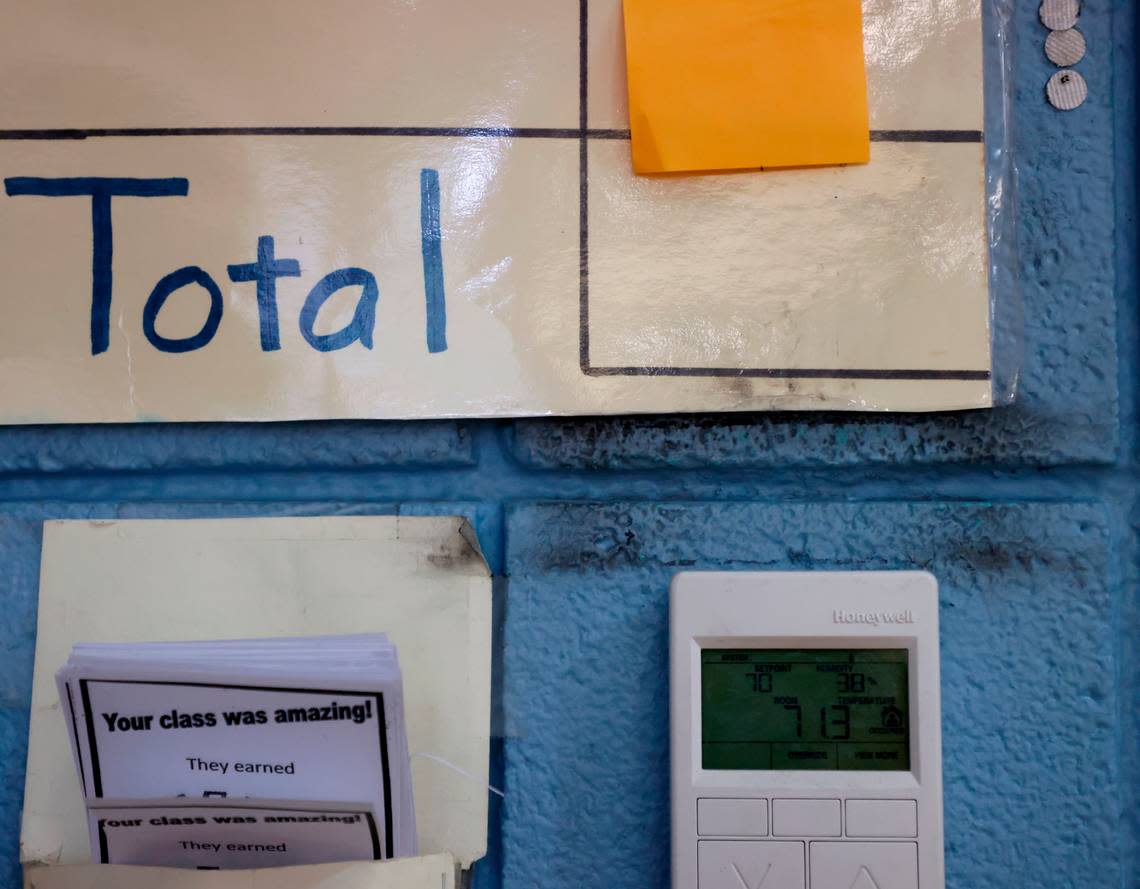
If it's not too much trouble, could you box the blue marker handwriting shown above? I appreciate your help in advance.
[4,172,447,356]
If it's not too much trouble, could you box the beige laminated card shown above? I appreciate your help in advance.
[0,0,990,419]
[23,517,491,873]
[24,855,456,889]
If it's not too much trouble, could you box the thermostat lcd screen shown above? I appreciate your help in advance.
[701,649,910,771]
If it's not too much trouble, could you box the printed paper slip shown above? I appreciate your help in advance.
[89,799,380,868]
[62,679,396,855]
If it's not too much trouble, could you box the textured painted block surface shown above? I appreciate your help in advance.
[503,502,1119,889]
[0,708,28,881]
[0,422,473,474]
[0,2,1131,889]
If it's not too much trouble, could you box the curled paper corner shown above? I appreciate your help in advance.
[630,113,666,176]
[455,519,490,577]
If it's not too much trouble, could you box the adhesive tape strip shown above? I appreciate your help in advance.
[1045,29,1086,67]
[1046,70,1088,111]
[1039,0,1080,31]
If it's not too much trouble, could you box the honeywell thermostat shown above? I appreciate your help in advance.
[670,571,943,889]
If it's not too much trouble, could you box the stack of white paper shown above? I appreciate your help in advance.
[55,635,416,869]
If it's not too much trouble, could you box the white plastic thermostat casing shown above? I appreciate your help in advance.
[670,571,944,889]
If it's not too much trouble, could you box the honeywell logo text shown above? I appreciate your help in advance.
[832,609,916,626]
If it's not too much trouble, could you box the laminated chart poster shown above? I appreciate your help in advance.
[0,0,989,421]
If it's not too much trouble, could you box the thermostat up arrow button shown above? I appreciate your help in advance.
[849,866,882,889]
[808,842,918,889]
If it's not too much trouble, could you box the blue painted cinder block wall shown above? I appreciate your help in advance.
[0,2,1135,887]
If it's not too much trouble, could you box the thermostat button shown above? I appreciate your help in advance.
[772,799,841,837]
[698,840,805,889]
[845,799,917,837]
[809,842,918,889]
[698,798,769,837]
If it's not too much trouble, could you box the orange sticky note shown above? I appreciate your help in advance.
[622,0,870,174]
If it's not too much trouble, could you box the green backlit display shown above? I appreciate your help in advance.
[701,649,910,771]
